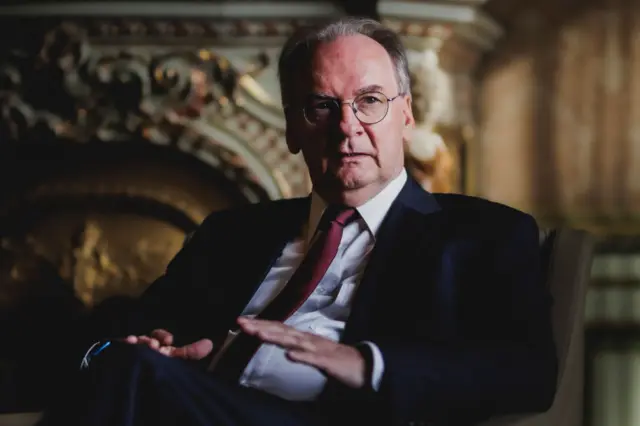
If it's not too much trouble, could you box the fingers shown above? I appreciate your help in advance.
[238,317,289,335]
[238,318,317,352]
[286,349,325,368]
[158,345,174,356]
[124,335,138,344]
[171,338,214,360]
[124,336,160,349]
[239,317,365,389]
[140,335,161,349]
[124,335,160,349]
[123,329,172,348]
[150,329,174,346]
[121,331,212,361]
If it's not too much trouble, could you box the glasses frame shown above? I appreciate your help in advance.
[300,91,404,126]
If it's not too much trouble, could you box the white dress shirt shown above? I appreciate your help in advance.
[208,169,408,401]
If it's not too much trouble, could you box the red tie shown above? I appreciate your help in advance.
[213,206,358,382]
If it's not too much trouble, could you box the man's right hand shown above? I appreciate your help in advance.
[124,329,213,360]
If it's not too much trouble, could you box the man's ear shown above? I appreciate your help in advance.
[286,137,301,155]
[284,107,302,154]
[401,95,416,140]
[285,126,301,155]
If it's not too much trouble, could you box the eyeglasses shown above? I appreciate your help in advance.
[300,91,403,126]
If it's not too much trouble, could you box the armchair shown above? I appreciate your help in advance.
[479,227,594,426]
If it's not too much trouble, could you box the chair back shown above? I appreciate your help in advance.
[480,227,594,426]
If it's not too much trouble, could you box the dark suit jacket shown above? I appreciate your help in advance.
[78,177,558,425]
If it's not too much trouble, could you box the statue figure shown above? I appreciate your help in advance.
[406,48,457,193]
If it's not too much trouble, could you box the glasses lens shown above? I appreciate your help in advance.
[302,92,391,125]
[303,99,336,124]
[354,92,388,124]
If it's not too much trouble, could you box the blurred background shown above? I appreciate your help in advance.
[0,0,635,424]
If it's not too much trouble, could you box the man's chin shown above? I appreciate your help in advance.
[329,171,371,191]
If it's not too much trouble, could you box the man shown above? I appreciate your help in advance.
[41,16,557,426]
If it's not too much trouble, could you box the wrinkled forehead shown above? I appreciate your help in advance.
[293,36,399,100]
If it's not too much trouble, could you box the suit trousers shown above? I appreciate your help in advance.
[38,342,324,426]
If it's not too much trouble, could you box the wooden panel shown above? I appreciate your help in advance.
[478,0,640,229]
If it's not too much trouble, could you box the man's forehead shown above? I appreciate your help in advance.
[308,63,397,97]
[311,36,392,67]
[308,84,386,99]
[286,35,398,100]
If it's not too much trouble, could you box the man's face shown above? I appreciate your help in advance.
[285,34,414,205]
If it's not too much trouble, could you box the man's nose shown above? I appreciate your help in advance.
[338,103,363,136]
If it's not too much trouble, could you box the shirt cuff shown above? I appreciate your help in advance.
[361,341,384,391]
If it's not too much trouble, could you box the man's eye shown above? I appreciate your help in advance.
[312,101,333,110]
[361,96,381,104]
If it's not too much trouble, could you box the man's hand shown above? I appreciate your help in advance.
[237,317,366,389]
[124,329,213,360]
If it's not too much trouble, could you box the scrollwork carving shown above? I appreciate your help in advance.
[0,22,270,145]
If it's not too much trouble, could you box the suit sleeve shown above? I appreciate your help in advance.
[373,214,558,425]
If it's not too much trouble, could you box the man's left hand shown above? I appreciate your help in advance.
[237,317,366,389]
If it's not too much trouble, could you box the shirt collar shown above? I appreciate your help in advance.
[305,168,408,247]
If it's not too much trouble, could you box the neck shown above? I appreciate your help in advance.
[316,170,403,208]
[330,186,383,208]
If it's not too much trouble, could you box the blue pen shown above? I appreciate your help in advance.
[80,340,113,370]
[93,341,111,356]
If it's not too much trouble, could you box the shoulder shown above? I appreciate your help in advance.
[433,193,533,219]
[431,193,539,237]
[168,198,308,272]
[204,197,308,222]
[190,197,308,239]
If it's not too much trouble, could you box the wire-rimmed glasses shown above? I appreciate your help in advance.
[301,91,403,126]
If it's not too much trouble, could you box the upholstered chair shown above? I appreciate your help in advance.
[479,227,595,426]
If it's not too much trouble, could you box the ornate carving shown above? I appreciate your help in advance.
[66,220,122,306]
[0,164,245,307]
[1,215,187,308]
[83,18,313,40]
[59,219,180,306]
[0,22,268,142]
[219,110,309,196]
[0,20,310,198]
[384,19,454,40]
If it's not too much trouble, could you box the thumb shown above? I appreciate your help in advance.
[171,338,214,360]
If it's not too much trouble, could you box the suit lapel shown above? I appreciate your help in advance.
[340,177,443,343]
[220,197,310,329]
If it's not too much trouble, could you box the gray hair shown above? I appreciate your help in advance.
[277,17,411,107]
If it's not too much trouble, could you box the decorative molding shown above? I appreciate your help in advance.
[0,21,310,198]
[436,0,491,5]
[0,2,341,47]
[378,0,503,50]
[0,1,344,19]
[54,18,318,45]
[0,2,497,200]
[0,1,501,49]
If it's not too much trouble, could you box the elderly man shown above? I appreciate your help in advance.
[41,16,557,426]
